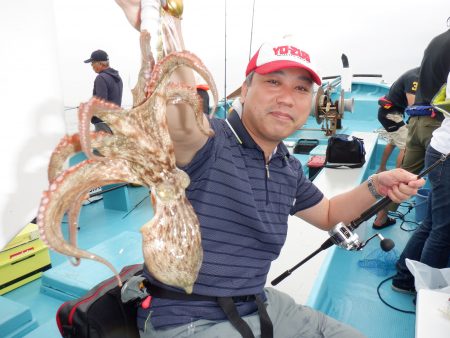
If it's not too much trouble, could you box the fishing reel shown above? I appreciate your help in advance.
[271,218,395,287]
[312,86,354,136]
[328,222,394,252]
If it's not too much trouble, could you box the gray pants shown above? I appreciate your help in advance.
[139,287,366,338]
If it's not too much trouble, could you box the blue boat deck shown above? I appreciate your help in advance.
[2,186,153,337]
[306,202,419,338]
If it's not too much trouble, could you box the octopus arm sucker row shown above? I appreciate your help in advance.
[129,93,176,173]
[48,132,111,182]
[39,159,145,285]
[66,192,87,266]
[165,83,213,137]
[77,102,98,161]
[132,30,155,107]
[146,51,218,116]
[48,134,81,182]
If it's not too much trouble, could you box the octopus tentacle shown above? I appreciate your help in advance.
[67,203,82,266]
[132,30,156,107]
[165,82,214,137]
[78,98,122,160]
[48,132,110,182]
[48,134,82,182]
[66,187,94,267]
[145,51,218,112]
[38,159,144,286]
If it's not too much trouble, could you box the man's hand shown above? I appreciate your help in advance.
[374,168,425,203]
[115,0,141,31]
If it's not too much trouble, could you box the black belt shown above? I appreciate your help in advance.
[145,283,273,338]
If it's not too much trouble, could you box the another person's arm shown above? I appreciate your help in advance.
[406,93,415,106]
[296,169,424,230]
[94,76,108,101]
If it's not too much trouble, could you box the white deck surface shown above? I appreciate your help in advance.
[416,289,450,338]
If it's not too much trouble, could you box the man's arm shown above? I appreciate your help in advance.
[159,18,210,166]
[406,93,416,106]
[94,76,109,101]
[295,169,424,230]
[115,0,210,166]
[166,81,210,166]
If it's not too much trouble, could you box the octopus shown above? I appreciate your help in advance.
[37,30,218,294]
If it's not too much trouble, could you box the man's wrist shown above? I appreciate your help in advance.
[367,174,383,199]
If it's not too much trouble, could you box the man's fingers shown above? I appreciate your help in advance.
[388,183,418,203]
[408,177,426,189]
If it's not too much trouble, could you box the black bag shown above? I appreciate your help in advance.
[56,264,143,338]
[325,134,366,168]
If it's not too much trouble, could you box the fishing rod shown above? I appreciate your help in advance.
[272,152,449,286]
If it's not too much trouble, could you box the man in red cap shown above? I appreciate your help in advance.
[115,3,424,337]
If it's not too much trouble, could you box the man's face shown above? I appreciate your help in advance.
[91,61,102,73]
[240,67,313,144]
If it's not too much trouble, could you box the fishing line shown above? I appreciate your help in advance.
[249,0,256,61]
[224,0,228,113]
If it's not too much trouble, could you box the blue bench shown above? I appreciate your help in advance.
[0,296,38,338]
[40,231,143,301]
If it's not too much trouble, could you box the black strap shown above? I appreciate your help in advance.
[146,283,216,302]
[145,284,273,338]
[255,295,273,338]
[217,297,256,338]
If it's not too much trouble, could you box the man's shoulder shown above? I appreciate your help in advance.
[99,69,123,81]
[192,118,230,153]
[98,71,114,80]
[95,73,109,83]
[210,117,229,134]
[285,154,303,173]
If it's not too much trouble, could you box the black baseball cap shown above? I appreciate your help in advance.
[84,50,109,63]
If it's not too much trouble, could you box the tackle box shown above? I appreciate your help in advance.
[0,223,51,295]
[293,139,319,155]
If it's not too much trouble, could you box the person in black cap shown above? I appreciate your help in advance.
[84,49,123,133]
[82,49,124,204]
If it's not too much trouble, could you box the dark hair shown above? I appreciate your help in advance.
[245,71,255,86]
[196,88,210,114]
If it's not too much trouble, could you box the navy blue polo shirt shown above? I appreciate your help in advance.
[138,111,324,330]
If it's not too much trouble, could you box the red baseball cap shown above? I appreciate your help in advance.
[246,36,321,85]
